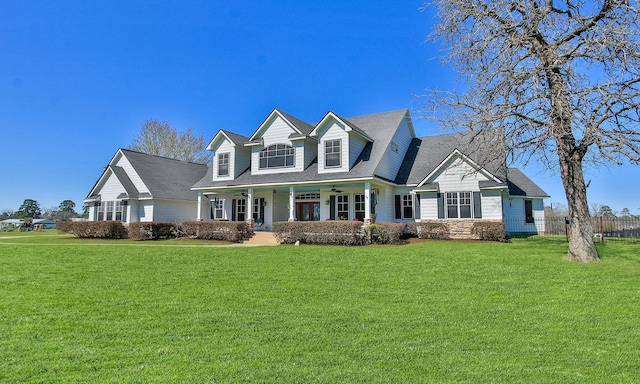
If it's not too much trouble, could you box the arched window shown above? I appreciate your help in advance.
[259,144,295,169]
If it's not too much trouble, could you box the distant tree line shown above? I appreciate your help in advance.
[0,199,87,221]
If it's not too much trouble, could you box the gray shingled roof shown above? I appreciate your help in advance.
[278,109,315,135]
[220,130,250,146]
[507,168,550,197]
[400,130,507,186]
[192,109,410,189]
[116,149,208,201]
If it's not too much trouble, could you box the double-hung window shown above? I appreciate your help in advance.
[259,144,295,169]
[218,153,229,176]
[115,201,127,221]
[213,198,224,219]
[446,192,472,218]
[325,139,341,167]
[394,194,413,219]
[337,195,349,220]
[354,194,365,221]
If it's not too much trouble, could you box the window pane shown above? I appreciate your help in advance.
[448,206,458,218]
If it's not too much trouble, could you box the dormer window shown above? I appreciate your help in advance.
[218,153,229,176]
[325,139,341,167]
[259,144,295,169]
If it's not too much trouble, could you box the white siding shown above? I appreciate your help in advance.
[318,122,350,174]
[303,137,317,168]
[139,201,154,222]
[115,154,149,194]
[152,199,199,222]
[99,172,126,200]
[503,196,546,233]
[212,140,235,181]
[480,190,503,220]
[349,134,368,168]
[419,192,439,219]
[430,157,489,192]
[252,115,304,175]
[375,117,415,181]
[273,192,290,222]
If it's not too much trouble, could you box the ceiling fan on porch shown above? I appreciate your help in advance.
[329,185,343,194]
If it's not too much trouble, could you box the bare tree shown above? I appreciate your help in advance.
[423,0,640,262]
[129,119,211,164]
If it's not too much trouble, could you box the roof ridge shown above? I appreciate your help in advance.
[120,148,208,165]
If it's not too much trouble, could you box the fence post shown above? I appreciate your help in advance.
[600,215,605,243]
[565,217,569,242]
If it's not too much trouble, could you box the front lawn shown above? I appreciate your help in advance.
[1,233,638,382]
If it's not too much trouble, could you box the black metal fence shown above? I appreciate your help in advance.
[505,216,640,242]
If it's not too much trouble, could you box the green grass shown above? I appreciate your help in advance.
[1,232,639,383]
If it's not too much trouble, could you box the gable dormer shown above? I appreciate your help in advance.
[246,109,316,175]
[207,130,250,181]
[311,111,373,174]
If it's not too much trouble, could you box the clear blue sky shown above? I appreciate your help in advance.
[0,1,637,215]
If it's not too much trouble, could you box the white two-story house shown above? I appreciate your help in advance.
[191,109,548,234]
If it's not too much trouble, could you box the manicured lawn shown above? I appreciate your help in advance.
[1,232,639,383]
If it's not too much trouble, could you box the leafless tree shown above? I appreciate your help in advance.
[129,119,211,164]
[423,0,640,262]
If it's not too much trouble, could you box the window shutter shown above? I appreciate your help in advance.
[473,192,482,218]
[437,193,445,219]
[395,195,401,220]
[232,199,237,221]
[414,193,421,220]
[329,195,336,220]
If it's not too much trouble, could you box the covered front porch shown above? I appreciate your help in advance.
[195,181,391,230]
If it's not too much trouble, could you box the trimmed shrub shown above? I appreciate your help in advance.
[128,222,178,240]
[366,223,407,244]
[416,221,450,240]
[178,221,252,242]
[57,221,127,239]
[471,221,506,241]
[273,221,366,245]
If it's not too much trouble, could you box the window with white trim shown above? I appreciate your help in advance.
[354,194,365,221]
[402,194,413,219]
[446,192,472,218]
[213,198,224,219]
[218,152,229,176]
[325,139,341,167]
[337,194,349,220]
[259,144,295,169]
[115,201,127,222]
[94,202,104,221]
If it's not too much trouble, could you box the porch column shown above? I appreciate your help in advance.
[288,186,296,221]
[364,182,371,226]
[247,188,254,225]
[197,192,203,221]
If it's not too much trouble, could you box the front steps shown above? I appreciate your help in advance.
[243,231,280,246]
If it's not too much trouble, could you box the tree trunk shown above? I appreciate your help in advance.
[558,150,599,262]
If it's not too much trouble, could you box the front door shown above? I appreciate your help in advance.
[296,202,320,221]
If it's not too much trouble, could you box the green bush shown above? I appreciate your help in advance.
[366,223,407,244]
[56,221,127,239]
[273,221,366,245]
[178,221,252,242]
[471,221,506,241]
[128,222,178,240]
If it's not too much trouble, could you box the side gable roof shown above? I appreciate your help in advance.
[121,149,208,200]
[87,149,208,201]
